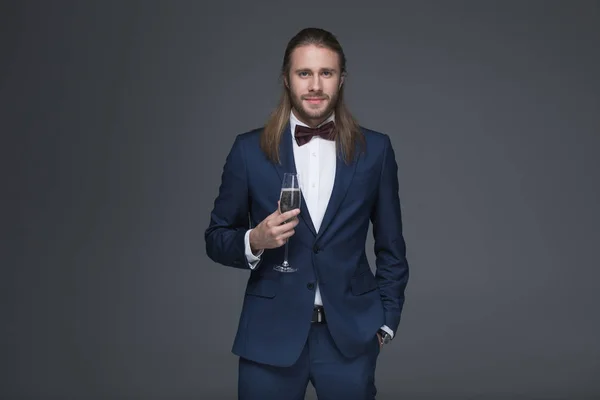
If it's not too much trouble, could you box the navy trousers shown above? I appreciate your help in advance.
[238,323,380,400]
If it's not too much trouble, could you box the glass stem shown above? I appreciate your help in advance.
[282,239,289,266]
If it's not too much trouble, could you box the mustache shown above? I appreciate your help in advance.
[301,93,329,100]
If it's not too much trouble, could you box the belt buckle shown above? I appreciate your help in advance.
[313,307,324,323]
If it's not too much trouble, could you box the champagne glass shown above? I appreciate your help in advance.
[273,173,301,273]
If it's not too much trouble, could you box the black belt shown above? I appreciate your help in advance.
[311,306,326,323]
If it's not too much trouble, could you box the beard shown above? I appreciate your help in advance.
[289,89,339,126]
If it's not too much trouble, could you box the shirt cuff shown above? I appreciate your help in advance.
[380,325,394,340]
[244,229,263,269]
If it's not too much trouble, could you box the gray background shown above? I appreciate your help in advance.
[2,1,599,399]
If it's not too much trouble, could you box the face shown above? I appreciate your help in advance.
[285,44,344,127]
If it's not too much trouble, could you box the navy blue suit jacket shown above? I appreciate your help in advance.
[205,123,409,367]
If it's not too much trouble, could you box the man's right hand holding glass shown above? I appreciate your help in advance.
[249,206,300,255]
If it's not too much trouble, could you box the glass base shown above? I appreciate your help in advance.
[273,262,297,273]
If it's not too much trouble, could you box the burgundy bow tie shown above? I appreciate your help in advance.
[294,121,335,146]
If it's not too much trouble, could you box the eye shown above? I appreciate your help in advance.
[299,71,309,77]
[322,71,331,77]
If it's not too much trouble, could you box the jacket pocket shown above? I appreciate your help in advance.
[245,278,277,298]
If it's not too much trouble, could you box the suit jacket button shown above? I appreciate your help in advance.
[307,283,315,290]
[313,245,320,254]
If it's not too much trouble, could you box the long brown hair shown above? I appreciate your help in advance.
[260,27,365,165]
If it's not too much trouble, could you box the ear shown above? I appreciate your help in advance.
[339,74,345,88]
[283,75,289,89]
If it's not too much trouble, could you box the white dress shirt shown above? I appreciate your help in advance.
[243,110,394,339]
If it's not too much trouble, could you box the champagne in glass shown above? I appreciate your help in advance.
[273,173,301,272]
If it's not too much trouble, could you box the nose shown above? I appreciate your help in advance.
[308,75,322,92]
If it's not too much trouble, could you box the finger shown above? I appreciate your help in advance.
[275,230,295,244]
[277,208,300,224]
[271,217,299,235]
[276,228,295,240]
[264,206,284,227]
[269,225,291,239]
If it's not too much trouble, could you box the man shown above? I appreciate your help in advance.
[205,27,410,400]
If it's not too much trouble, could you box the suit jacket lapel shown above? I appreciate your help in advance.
[273,124,317,236]
[316,144,359,240]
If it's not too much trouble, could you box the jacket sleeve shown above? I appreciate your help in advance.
[371,134,410,334]
[205,135,252,269]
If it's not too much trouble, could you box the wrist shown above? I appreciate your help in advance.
[378,329,392,345]
[249,229,261,254]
